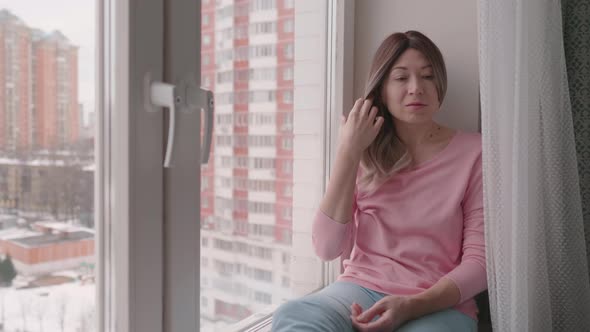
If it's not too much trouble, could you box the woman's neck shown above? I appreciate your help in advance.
[394,120,441,149]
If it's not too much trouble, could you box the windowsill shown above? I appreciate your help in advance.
[229,280,337,331]
[227,304,278,332]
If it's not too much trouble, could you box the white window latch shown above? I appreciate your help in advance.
[145,74,214,167]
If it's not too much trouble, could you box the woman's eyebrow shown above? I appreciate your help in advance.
[391,65,433,71]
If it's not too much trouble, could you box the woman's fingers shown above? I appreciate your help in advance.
[373,116,384,131]
[349,98,363,117]
[356,300,387,323]
[354,303,363,312]
[352,312,392,332]
[350,303,360,316]
[368,106,378,121]
[359,99,373,118]
[340,98,382,152]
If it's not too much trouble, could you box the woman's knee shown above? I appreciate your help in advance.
[272,300,305,322]
[271,299,320,331]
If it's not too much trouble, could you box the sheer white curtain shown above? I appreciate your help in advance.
[478,1,590,331]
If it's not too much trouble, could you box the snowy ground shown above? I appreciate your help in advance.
[0,274,95,332]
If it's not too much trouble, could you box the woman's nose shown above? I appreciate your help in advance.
[408,77,424,95]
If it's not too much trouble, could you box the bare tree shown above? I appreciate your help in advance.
[19,296,30,332]
[34,298,47,332]
[77,307,96,332]
[56,295,68,332]
[0,291,4,332]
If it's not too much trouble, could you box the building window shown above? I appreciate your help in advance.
[282,252,289,264]
[254,291,272,304]
[202,75,211,88]
[250,0,276,12]
[282,160,292,174]
[283,19,294,33]
[283,90,293,104]
[283,184,292,197]
[203,14,210,25]
[203,34,211,46]
[282,137,293,150]
[282,113,293,131]
[235,25,248,39]
[282,228,292,244]
[284,44,294,59]
[250,22,276,35]
[284,0,294,9]
[282,67,293,81]
[282,207,292,220]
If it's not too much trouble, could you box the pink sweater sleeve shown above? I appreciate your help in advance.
[311,210,354,261]
[444,153,487,303]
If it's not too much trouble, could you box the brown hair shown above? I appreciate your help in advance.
[359,30,447,191]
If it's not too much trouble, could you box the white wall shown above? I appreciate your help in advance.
[353,0,480,132]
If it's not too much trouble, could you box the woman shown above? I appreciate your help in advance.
[271,31,486,332]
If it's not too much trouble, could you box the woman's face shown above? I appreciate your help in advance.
[381,48,440,125]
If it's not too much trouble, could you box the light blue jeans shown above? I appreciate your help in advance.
[271,281,477,332]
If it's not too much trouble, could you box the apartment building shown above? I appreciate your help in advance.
[0,9,79,152]
[199,0,296,326]
[0,10,32,150]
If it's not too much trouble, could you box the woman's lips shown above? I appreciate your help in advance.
[406,103,426,110]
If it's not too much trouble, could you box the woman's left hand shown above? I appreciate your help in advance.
[350,295,415,332]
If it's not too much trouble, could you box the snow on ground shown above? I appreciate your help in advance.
[0,277,95,332]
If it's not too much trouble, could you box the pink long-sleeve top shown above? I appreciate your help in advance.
[312,131,486,321]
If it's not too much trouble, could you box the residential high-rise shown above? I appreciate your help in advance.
[0,9,32,151]
[32,29,79,149]
[0,9,79,152]
[200,0,296,327]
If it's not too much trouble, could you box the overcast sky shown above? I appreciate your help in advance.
[0,0,95,114]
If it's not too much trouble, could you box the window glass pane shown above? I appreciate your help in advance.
[200,0,326,330]
[0,1,96,331]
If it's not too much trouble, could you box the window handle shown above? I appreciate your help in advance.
[149,81,177,168]
[146,74,215,167]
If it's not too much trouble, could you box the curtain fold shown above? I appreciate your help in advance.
[562,0,590,278]
[478,1,590,331]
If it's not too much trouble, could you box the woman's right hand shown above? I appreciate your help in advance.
[338,98,384,158]
[318,98,381,225]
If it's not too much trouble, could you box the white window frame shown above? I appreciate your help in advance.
[324,0,356,285]
[105,0,166,331]
[104,0,203,331]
